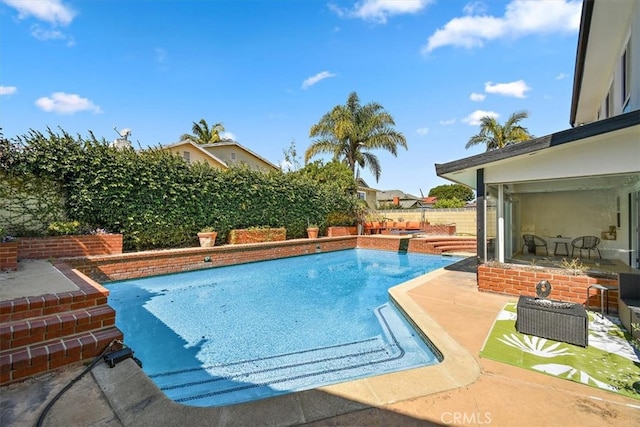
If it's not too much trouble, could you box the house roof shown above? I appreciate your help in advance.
[164,140,228,168]
[356,178,378,192]
[435,110,640,190]
[377,190,421,201]
[423,196,437,204]
[570,0,637,126]
[199,141,279,170]
[163,140,279,171]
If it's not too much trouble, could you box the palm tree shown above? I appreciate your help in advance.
[180,119,226,144]
[465,111,532,151]
[305,92,407,182]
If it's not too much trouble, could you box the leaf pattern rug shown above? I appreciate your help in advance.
[480,302,640,400]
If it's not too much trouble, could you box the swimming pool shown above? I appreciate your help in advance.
[106,248,458,406]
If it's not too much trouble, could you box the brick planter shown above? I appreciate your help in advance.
[17,234,123,260]
[478,263,619,310]
[228,228,286,245]
[0,241,18,271]
[327,226,357,237]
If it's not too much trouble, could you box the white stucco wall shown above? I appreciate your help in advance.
[517,188,634,262]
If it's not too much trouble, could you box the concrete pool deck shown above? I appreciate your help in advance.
[1,259,639,426]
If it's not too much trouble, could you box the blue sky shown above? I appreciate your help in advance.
[0,0,583,196]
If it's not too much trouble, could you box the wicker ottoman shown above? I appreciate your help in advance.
[516,296,588,347]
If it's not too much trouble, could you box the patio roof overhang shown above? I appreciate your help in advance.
[434,111,640,194]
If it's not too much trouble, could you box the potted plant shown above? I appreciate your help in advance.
[197,227,218,247]
[306,224,320,239]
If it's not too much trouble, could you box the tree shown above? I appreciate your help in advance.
[282,139,303,172]
[180,119,226,144]
[429,184,474,202]
[433,198,466,209]
[465,111,532,151]
[296,160,357,195]
[305,92,407,182]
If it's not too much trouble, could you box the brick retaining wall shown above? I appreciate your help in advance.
[326,226,357,237]
[68,237,358,282]
[478,264,619,310]
[0,242,18,271]
[17,234,123,260]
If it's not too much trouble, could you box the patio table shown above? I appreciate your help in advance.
[547,236,572,256]
[516,295,588,347]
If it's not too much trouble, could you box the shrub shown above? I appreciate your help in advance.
[47,221,82,235]
[2,129,359,251]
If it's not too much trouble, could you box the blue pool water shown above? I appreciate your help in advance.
[106,249,457,406]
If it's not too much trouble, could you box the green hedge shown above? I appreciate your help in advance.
[1,129,358,251]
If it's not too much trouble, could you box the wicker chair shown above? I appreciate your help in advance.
[571,236,601,259]
[618,272,640,340]
[521,234,548,256]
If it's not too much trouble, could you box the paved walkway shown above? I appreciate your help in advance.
[1,262,639,426]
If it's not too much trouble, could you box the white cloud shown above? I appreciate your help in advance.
[423,0,581,53]
[0,86,17,95]
[221,131,236,141]
[302,71,336,89]
[463,1,488,15]
[35,92,102,114]
[416,127,429,135]
[3,0,76,26]
[280,159,293,172]
[330,0,433,24]
[439,119,456,126]
[463,110,499,126]
[556,73,568,80]
[470,92,485,102]
[484,80,530,98]
[30,24,74,45]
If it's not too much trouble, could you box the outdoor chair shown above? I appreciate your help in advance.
[571,236,601,259]
[521,234,548,256]
[618,271,640,340]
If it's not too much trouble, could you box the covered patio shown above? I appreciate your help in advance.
[436,111,640,271]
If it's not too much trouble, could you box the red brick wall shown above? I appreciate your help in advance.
[68,237,359,282]
[327,226,357,237]
[0,242,18,271]
[17,234,123,260]
[356,236,402,251]
[422,224,456,236]
[478,264,619,309]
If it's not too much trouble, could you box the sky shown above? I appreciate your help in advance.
[0,0,584,197]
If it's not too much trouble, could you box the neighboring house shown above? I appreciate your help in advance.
[163,140,279,171]
[377,190,425,209]
[422,196,438,208]
[435,0,640,268]
[356,178,378,209]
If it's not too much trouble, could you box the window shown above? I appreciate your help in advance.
[622,39,631,113]
[606,82,614,118]
[231,152,236,160]
[183,151,190,163]
[357,191,366,200]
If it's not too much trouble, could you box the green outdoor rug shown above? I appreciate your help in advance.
[480,302,640,401]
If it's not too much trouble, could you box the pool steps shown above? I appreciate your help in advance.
[0,262,123,384]
[147,304,437,407]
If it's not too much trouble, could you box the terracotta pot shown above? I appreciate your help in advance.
[306,227,319,239]
[197,231,218,247]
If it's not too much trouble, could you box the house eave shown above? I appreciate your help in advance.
[569,0,637,126]
[435,110,640,189]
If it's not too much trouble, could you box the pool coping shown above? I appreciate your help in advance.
[92,267,481,426]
